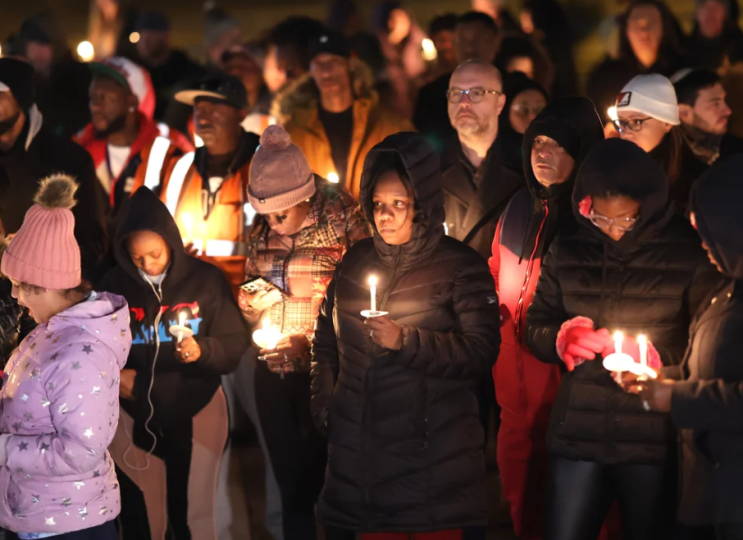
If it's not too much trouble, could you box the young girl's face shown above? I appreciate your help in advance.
[591,195,641,242]
[10,280,62,324]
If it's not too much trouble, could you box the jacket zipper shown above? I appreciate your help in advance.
[362,250,401,529]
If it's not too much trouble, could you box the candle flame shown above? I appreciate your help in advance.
[368,275,377,287]
[422,38,437,61]
[637,334,647,346]
[327,172,339,184]
[608,106,618,121]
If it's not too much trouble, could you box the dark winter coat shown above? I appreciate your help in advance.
[525,139,717,465]
[311,132,500,532]
[98,187,247,432]
[441,138,523,260]
[412,72,453,153]
[0,107,108,279]
[491,97,604,422]
[670,155,743,525]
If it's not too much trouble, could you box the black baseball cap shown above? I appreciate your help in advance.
[174,75,248,110]
[309,30,351,62]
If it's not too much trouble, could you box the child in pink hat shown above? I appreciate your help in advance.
[0,174,131,539]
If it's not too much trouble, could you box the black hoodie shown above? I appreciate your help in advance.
[669,155,743,525]
[311,132,500,532]
[525,138,717,465]
[98,187,248,430]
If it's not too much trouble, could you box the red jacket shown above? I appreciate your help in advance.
[75,114,193,209]
[489,189,562,421]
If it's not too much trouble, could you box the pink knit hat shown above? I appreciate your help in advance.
[1,174,81,289]
[248,125,315,214]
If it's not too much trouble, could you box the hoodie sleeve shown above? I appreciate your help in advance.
[671,313,743,430]
[310,277,339,435]
[525,243,570,365]
[194,268,249,375]
[395,256,500,379]
[5,343,118,477]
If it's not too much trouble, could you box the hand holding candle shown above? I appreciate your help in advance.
[252,318,285,350]
[169,311,193,344]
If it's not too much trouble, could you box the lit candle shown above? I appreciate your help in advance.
[614,331,623,355]
[608,106,618,121]
[327,172,339,184]
[421,38,437,61]
[252,318,284,350]
[369,275,377,313]
[638,334,647,369]
[177,312,187,343]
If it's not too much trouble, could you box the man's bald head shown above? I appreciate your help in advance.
[451,59,502,87]
[448,59,505,141]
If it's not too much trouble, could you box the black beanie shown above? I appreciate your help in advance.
[0,58,35,113]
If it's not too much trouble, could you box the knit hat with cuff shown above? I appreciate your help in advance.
[616,74,680,126]
[1,175,81,289]
[248,125,315,214]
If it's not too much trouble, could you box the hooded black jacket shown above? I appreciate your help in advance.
[310,132,500,532]
[669,155,743,525]
[525,139,717,465]
[98,187,247,430]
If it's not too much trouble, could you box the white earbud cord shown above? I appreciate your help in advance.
[122,275,163,471]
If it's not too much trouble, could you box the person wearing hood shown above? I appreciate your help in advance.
[75,56,193,213]
[98,186,246,540]
[624,154,743,540]
[496,70,548,174]
[311,131,500,538]
[613,73,695,213]
[231,125,370,540]
[160,74,260,295]
[0,174,131,539]
[277,30,412,200]
[525,138,718,540]
[488,96,604,540]
[0,57,108,281]
[442,60,523,261]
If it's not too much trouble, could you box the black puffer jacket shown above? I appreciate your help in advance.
[311,132,500,532]
[526,139,717,465]
[670,155,743,525]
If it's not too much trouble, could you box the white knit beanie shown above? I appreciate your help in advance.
[616,74,680,126]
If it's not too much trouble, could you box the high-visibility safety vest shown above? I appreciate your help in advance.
[160,152,253,296]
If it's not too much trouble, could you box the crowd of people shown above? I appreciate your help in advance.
[0,0,743,539]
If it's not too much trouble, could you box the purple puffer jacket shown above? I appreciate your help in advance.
[0,292,131,534]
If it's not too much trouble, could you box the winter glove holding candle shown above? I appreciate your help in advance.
[556,317,611,371]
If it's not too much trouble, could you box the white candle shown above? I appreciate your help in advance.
[177,312,187,343]
[265,318,279,350]
[369,276,377,313]
[638,334,647,369]
[614,331,623,355]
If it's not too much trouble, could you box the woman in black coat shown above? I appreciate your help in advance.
[311,132,500,538]
[525,138,717,540]
[629,155,742,540]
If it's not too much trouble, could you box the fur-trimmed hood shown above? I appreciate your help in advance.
[271,58,377,125]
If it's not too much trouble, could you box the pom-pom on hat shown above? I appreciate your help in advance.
[248,125,315,214]
[1,174,81,289]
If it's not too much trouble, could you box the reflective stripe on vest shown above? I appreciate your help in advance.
[143,136,172,190]
[165,151,196,215]
[157,122,171,138]
[191,239,248,257]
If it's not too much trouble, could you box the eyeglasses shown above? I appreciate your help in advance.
[447,87,502,104]
[613,117,652,133]
[511,104,545,117]
[589,209,638,232]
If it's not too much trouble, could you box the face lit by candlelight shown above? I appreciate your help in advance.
[372,170,415,245]
[127,231,171,278]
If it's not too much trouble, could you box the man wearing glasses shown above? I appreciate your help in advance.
[442,59,522,259]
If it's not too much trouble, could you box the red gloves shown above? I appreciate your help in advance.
[556,317,611,371]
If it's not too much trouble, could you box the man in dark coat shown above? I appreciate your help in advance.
[629,154,743,540]
[311,132,500,536]
[442,60,522,260]
[0,57,108,279]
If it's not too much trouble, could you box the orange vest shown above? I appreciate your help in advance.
[160,153,251,296]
